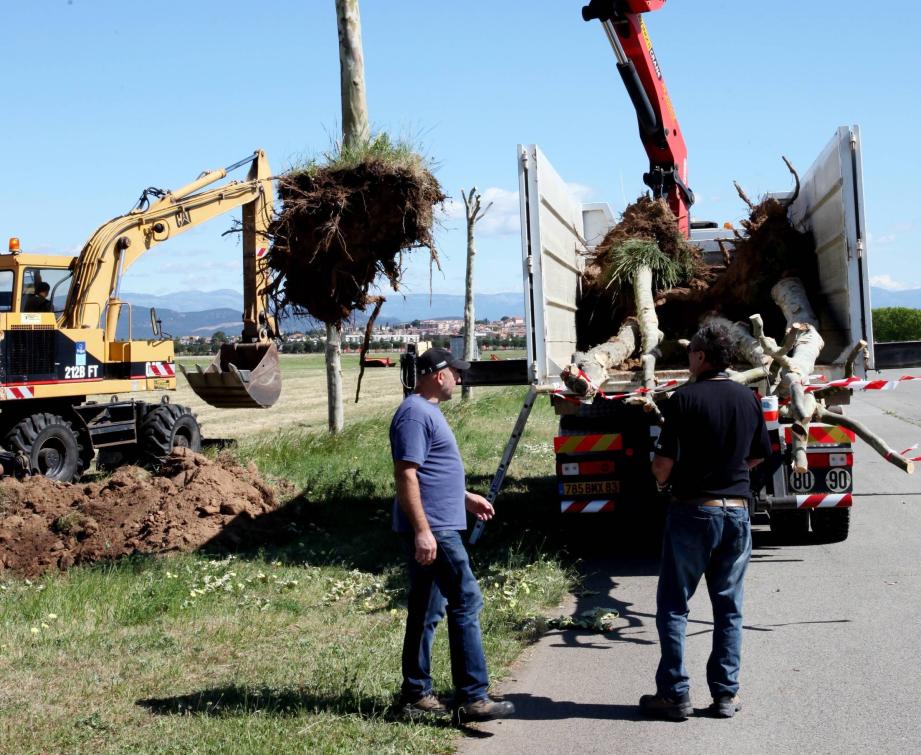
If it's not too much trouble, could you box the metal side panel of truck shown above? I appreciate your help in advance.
[518,128,872,536]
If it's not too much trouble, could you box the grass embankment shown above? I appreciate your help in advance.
[0,387,572,754]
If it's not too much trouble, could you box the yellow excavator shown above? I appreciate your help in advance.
[0,150,281,480]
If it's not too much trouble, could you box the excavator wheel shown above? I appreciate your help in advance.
[3,413,87,482]
[139,403,201,460]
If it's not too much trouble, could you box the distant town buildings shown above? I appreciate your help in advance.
[173,315,526,355]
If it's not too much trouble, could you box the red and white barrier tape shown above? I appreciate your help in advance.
[554,370,921,406]
[554,369,680,404]
[805,374,921,392]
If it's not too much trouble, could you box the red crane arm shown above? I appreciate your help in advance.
[582,0,693,236]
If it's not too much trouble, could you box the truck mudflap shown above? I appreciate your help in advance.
[181,342,281,409]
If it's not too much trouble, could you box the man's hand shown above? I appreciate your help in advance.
[415,529,437,566]
[465,491,495,521]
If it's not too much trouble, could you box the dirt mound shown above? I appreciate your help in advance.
[0,449,278,577]
[269,154,445,325]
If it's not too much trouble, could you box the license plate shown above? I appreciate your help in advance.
[562,480,620,496]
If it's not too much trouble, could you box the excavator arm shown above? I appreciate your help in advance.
[64,150,281,408]
[65,150,276,341]
[581,0,694,236]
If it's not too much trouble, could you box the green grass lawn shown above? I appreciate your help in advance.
[0,387,573,754]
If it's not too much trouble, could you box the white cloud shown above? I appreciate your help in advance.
[870,274,915,291]
[439,182,601,238]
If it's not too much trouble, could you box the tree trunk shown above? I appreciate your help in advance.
[326,323,344,433]
[331,0,369,433]
[563,318,639,397]
[461,187,491,401]
[336,0,369,149]
[634,265,661,357]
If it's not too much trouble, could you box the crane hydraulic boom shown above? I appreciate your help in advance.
[581,0,694,236]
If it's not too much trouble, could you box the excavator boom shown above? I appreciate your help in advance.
[64,149,281,408]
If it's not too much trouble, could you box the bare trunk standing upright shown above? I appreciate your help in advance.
[330,0,370,432]
[461,187,492,401]
[336,0,369,146]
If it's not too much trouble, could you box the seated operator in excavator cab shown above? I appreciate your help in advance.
[23,281,54,312]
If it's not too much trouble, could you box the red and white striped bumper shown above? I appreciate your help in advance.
[2,386,35,400]
[561,500,616,513]
[145,362,176,378]
[796,493,852,509]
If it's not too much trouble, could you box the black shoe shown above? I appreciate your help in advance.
[401,693,449,720]
[453,696,516,723]
[639,692,693,720]
[709,694,742,718]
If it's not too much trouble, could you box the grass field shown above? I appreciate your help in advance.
[0,356,574,754]
[170,351,526,440]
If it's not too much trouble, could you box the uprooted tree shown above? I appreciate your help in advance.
[266,0,445,422]
[560,162,914,475]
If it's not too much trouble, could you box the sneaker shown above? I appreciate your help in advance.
[453,696,516,723]
[639,692,693,720]
[709,694,742,718]
[401,693,449,719]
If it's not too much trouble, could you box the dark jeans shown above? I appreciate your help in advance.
[655,503,752,699]
[400,529,489,704]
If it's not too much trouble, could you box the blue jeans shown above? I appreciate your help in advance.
[400,530,489,704]
[655,503,752,699]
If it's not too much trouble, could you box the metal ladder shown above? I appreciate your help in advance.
[469,385,539,545]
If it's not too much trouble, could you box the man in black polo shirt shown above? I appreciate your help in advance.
[640,323,770,720]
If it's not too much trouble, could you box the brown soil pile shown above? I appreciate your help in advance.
[704,197,819,337]
[269,159,445,324]
[0,449,278,577]
[577,196,708,350]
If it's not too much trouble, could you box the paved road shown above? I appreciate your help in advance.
[460,370,921,755]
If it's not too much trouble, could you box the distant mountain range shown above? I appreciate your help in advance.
[118,290,526,337]
[867,287,921,309]
[117,286,919,338]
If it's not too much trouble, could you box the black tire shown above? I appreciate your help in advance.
[770,509,810,543]
[811,508,850,543]
[139,403,201,460]
[3,413,86,482]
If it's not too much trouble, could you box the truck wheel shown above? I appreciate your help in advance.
[811,508,850,543]
[769,509,809,542]
[139,403,201,460]
[3,413,86,482]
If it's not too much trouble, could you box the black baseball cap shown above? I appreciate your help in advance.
[416,347,470,376]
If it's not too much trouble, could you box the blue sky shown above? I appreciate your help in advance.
[1,1,919,302]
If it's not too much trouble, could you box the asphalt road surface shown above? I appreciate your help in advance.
[460,370,921,755]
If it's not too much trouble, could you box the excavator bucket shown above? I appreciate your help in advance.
[181,342,281,409]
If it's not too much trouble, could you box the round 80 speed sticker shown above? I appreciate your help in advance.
[825,468,852,493]
[788,470,815,492]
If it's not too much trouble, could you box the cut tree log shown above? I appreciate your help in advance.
[702,315,768,368]
[562,318,640,397]
[634,265,663,358]
[813,404,914,474]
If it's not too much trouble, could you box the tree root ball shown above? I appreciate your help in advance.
[269,160,445,325]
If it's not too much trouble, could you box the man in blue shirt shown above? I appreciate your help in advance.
[391,347,515,723]
[641,323,770,720]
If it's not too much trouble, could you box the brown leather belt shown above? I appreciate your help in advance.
[676,498,747,509]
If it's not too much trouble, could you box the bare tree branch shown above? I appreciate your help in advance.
[734,181,755,210]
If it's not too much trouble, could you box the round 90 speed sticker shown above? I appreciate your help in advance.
[825,468,852,493]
